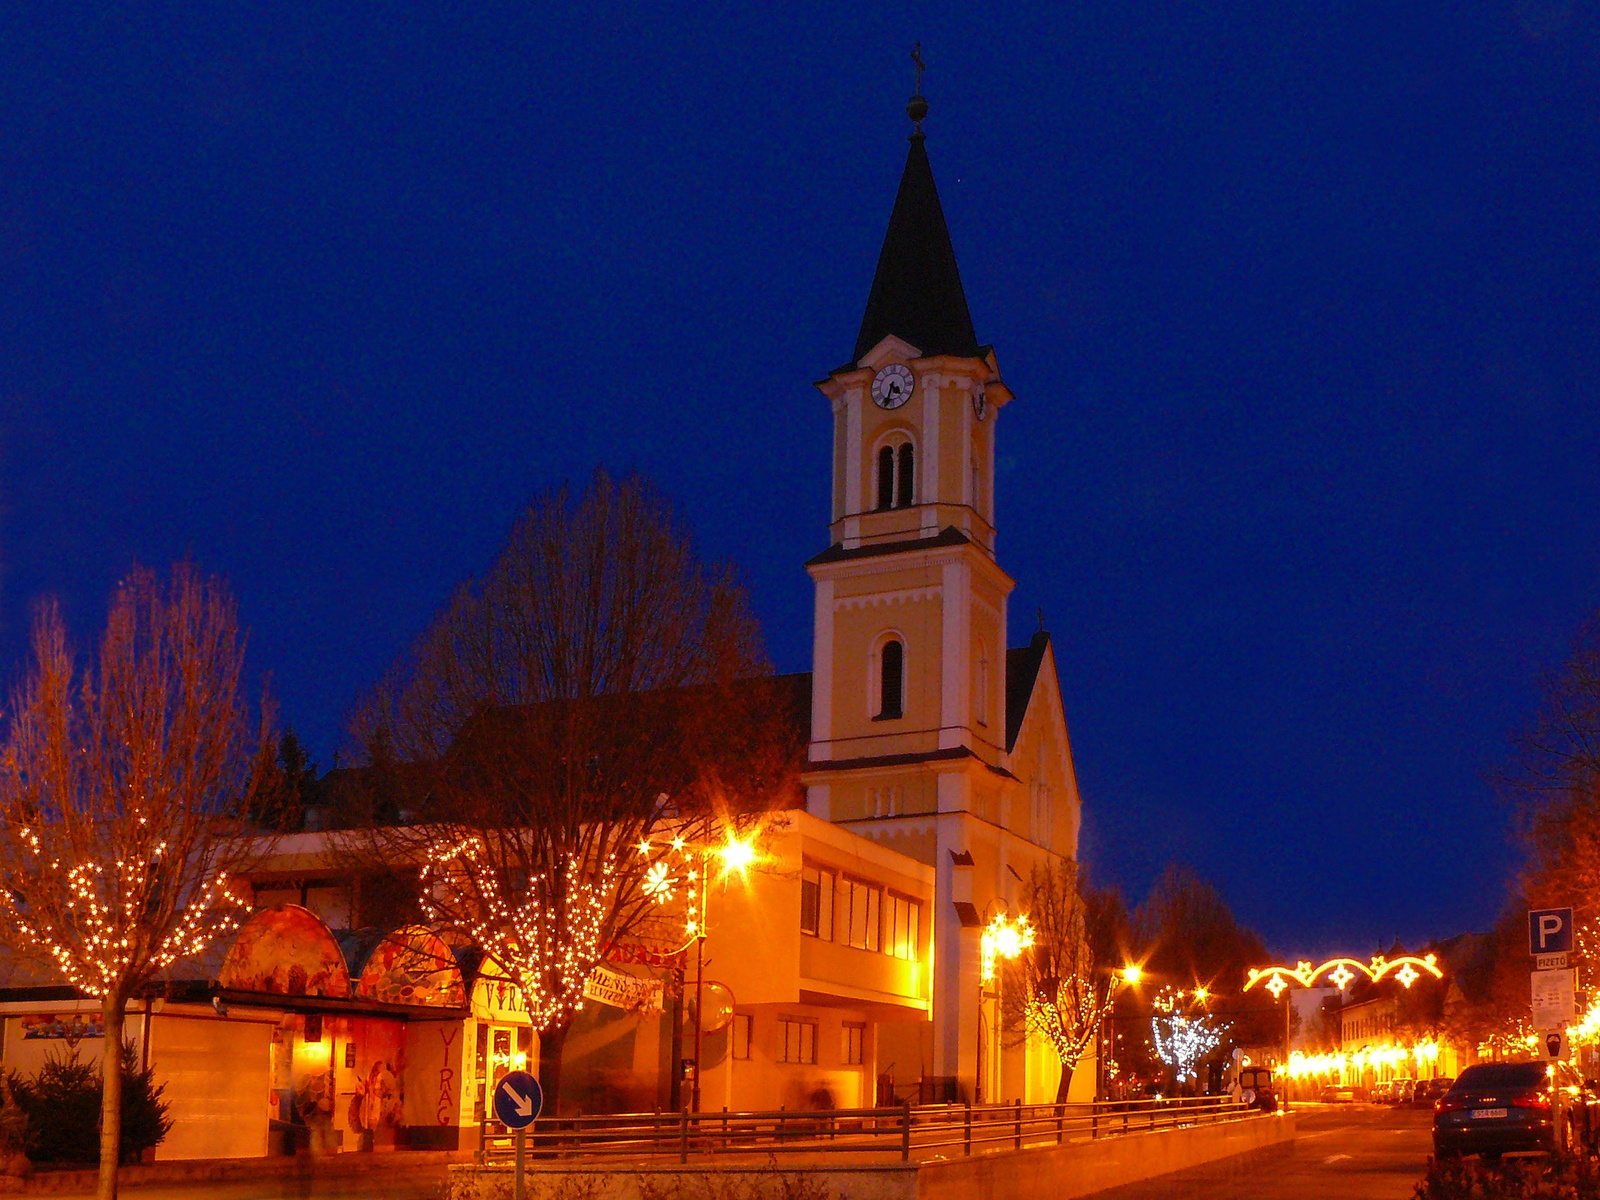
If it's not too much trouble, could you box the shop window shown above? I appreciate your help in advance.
[842,1023,865,1066]
[801,864,835,939]
[842,879,881,952]
[780,1018,817,1065]
[886,893,920,961]
[732,1014,753,1061]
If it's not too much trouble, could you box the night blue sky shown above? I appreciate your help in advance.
[3,4,1597,957]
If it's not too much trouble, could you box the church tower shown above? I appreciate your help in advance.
[804,90,1084,1104]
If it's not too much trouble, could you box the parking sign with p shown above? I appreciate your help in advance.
[1528,907,1573,956]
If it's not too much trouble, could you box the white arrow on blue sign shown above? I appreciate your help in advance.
[493,1070,543,1129]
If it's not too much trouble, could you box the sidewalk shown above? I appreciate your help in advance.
[1,1153,459,1200]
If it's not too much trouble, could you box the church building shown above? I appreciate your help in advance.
[799,91,1085,1105]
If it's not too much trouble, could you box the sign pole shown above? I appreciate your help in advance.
[1282,991,1292,1113]
[514,1126,524,1200]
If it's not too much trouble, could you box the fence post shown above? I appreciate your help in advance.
[964,1101,973,1156]
[1059,1102,1066,1144]
[478,1117,486,1163]
[901,1098,912,1162]
[679,1107,689,1164]
[1014,1099,1023,1150]
[722,1105,729,1152]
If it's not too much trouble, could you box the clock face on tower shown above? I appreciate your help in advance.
[972,383,989,422]
[871,364,915,410]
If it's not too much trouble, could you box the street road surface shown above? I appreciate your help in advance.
[1087,1103,1434,1200]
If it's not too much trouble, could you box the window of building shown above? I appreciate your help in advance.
[842,879,881,952]
[878,639,904,720]
[868,786,905,818]
[1030,779,1053,844]
[976,640,990,727]
[842,1023,865,1066]
[886,893,920,961]
[896,443,915,507]
[876,446,895,511]
[800,864,835,939]
[732,1013,753,1061]
[779,1018,817,1065]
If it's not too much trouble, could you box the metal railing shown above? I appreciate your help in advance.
[479,1094,1253,1165]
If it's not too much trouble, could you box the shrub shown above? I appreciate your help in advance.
[7,1042,173,1166]
[1415,1153,1600,1199]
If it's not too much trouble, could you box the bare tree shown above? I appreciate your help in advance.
[1507,615,1600,986]
[348,471,801,1113]
[1003,862,1129,1103]
[0,565,274,1200]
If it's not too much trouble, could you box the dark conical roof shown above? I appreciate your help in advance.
[853,134,981,363]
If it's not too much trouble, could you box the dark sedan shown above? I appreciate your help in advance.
[1433,1062,1586,1159]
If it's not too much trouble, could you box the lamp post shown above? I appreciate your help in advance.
[639,828,759,1114]
[978,909,1034,1104]
[1096,965,1143,1101]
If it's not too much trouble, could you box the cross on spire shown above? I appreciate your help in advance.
[907,43,929,133]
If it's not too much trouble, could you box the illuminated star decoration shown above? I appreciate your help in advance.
[641,861,675,903]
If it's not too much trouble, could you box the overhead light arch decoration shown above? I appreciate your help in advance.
[1244,953,1443,999]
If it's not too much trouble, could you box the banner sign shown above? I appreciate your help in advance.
[21,1013,104,1041]
[583,964,665,1013]
[606,941,687,970]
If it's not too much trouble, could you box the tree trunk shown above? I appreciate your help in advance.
[97,995,124,1200]
[1055,1063,1074,1105]
[537,1025,567,1118]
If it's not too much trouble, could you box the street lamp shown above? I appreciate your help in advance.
[978,909,1034,1103]
[1097,964,1144,1101]
[638,826,762,1113]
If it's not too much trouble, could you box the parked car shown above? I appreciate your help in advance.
[1412,1077,1454,1109]
[1372,1080,1395,1104]
[1393,1078,1417,1105]
[1433,1062,1590,1159]
[1237,1066,1278,1112]
[1320,1085,1358,1104]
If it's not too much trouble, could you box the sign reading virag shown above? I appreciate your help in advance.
[583,964,665,1013]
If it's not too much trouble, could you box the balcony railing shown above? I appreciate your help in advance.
[478,1094,1254,1165]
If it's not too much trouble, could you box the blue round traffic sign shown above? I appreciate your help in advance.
[492,1070,543,1129]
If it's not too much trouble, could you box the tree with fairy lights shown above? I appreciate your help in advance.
[1150,988,1229,1092]
[346,472,802,1114]
[1001,861,1132,1102]
[0,565,277,1200]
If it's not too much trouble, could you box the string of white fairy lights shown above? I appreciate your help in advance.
[0,826,248,998]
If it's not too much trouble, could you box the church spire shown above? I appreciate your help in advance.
[852,58,981,364]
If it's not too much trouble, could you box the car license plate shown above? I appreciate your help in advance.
[1471,1108,1508,1119]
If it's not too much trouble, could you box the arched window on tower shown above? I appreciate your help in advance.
[876,446,895,512]
[878,639,904,720]
[897,443,916,508]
